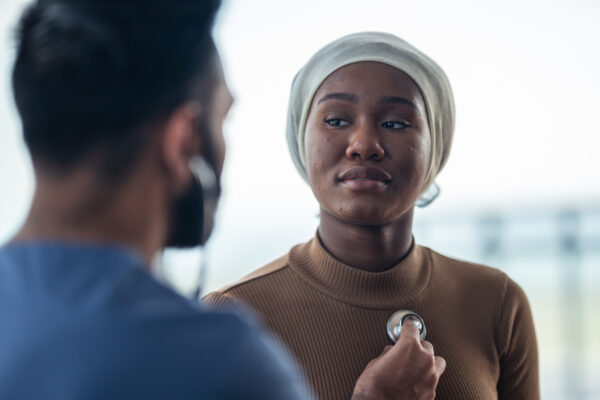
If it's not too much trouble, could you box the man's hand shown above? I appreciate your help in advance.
[351,317,446,400]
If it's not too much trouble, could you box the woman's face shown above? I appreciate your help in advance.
[305,61,431,225]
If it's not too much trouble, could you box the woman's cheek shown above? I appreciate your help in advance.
[306,135,338,182]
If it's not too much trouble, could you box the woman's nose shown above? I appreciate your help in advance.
[345,124,385,161]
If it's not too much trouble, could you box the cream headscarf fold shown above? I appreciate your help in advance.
[286,32,455,199]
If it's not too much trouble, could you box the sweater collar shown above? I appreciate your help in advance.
[288,233,432,309]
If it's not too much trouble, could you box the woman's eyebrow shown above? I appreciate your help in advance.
[380,96,417,108]
[317,92,358,104]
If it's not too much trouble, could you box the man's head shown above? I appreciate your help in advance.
[12,0,231,248]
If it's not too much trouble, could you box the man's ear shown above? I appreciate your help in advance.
[160,102,202,192]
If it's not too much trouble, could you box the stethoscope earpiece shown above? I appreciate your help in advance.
[386,310,427,343]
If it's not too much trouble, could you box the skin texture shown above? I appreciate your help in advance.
[305,61,446,398]
[13,58,233,265]
[305,61,432,272]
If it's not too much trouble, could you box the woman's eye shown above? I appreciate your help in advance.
[382,121,410,130]
[324,118,351,127]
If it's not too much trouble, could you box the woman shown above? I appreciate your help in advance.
[205,32,539,399]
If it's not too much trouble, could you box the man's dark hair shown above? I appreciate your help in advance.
[12,0,221,177]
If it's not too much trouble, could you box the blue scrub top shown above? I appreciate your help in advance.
[0,242,310,399]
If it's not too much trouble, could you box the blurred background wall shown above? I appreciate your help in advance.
[1,0,598,398]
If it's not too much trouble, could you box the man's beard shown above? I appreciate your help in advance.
[165,158,219,248]
[166,178,204,248]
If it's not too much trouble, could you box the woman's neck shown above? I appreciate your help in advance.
[317,207,414,272]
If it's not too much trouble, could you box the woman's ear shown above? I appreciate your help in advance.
[160,102,202,192]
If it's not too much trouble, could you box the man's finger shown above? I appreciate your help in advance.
[398,316,420,343]
[421,340,434,355]
[381,345,393,355]
[434,356,447,375]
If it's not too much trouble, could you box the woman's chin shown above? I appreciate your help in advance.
[334,208,394,226]
[322,200,415,227]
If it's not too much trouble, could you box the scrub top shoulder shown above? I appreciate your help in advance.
[0,242,310,400]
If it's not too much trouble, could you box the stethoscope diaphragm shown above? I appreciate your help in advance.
[386,310,427,343]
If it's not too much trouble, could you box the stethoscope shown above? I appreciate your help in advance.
[386,310,427,342]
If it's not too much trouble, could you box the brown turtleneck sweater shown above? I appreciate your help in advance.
[204,236,539,400]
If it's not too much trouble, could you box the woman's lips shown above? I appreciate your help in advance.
[338,166,392,191]
[341,179,387,191]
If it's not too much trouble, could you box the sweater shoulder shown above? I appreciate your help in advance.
[421,245,533,327]
[202,253,290,306]
[422,245,508,283]
[419,245,514,309]
[221,253,290,293]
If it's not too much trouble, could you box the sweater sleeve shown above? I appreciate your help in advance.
[496,276,540,400]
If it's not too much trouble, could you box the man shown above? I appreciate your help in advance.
[0,0,444,399]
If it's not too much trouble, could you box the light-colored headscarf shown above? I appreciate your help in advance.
[286,32,455,199]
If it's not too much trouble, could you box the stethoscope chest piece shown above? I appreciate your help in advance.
[386,310,427,343]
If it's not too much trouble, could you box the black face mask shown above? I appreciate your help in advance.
[165,155,220,248]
